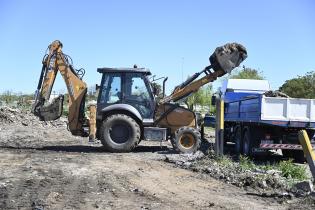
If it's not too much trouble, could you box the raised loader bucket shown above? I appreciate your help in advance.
[32,95,64,121]
[210,43,247,73]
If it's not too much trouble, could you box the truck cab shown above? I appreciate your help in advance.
[96,67,156,125]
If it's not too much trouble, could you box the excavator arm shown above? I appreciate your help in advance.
[32,40,92,137]
[161,43,247,104]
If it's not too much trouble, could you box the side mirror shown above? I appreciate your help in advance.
[95,84,100,91]
[211,95,216,106]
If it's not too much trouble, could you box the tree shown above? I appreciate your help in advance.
[151,82,163,98]
[87,85,97,101]
[279,71,315,99]
[184,85,213,111]
[0,90,17,104]
[230,67,264,80]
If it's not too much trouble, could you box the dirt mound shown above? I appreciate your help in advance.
[0,106,66,127]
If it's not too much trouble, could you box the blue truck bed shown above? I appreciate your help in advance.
[224,94,315,128]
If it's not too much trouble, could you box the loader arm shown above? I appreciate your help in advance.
[160,68,225,103]
[32,40,88,136]
[160,42,248,104]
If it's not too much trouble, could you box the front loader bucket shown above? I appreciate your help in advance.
[210,43,247,73]
[33,95,64,121]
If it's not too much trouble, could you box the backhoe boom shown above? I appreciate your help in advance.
[32,40,92,137]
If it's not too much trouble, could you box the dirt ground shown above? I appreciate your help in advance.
[0,123,313,210]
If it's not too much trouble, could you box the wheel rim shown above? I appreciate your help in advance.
[179,133,195,149]
[109,121,131,144]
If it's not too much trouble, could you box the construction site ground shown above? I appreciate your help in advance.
[0,108,314,209]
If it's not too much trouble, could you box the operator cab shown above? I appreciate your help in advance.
[97,67,155,120]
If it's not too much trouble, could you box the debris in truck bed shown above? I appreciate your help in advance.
[264,90,290,98]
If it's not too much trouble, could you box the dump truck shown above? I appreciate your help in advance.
[214,79,315,161]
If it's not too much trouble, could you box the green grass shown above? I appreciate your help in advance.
[217,155,308,181]
[278,159,308,181]
[239,155,255,170]
[217,155,233,167]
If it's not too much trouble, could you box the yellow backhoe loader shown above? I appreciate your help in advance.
[32,40,247,153]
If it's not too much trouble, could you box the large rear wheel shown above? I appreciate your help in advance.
[100,114,140,152]
[171,126,201,153]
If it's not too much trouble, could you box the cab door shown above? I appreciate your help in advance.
[123,73,155,119]
[97,73,122,109]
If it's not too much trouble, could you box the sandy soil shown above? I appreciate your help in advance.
[0,124,312,209]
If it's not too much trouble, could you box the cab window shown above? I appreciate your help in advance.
[100,73,121,104]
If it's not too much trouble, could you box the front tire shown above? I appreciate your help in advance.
[171,126,201,153]
[100,114,140,152]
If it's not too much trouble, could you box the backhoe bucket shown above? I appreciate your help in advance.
[210,43,247,73]
[33,95,64,121]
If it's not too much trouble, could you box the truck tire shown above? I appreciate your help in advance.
[100,114,140,152]
[171,126,201,153]
[233,126,242,154]
[242,128,253,156]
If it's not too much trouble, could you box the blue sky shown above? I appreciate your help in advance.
[0,0,314,95]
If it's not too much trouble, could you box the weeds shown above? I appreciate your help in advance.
[239,155,255,170]
[217,155,233,167]
[278,159,308,181]
[216,154,308,181]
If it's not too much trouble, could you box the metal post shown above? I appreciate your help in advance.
[215,98,224,156]
[298,130,315,180]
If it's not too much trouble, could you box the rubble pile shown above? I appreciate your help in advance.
[0,106,67,127]
[165,151,313,197]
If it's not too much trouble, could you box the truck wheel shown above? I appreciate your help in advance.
[172,126,201,153]
[100,114,140,152]
[242,128,252,156]
[234,126,242,154]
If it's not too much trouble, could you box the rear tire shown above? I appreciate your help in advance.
[100,114,140,152]
[242,128,253,156]
[171,126,201,153]
[233,126,242,154]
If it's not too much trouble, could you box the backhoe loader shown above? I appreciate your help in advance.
[32,40,247,153]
